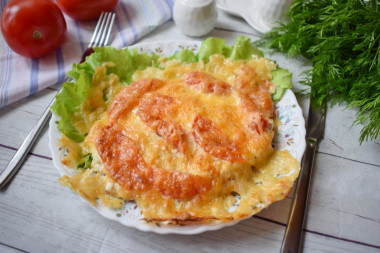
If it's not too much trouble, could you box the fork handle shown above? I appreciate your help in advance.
[0,97,54,188]
[0,75,70,188]
[280,138,317,253]
[0,46,98,188]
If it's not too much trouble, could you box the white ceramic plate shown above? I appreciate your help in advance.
[216,0,292,34]
[49,40,306,234]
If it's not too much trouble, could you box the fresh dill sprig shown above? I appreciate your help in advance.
[256,0,380,143]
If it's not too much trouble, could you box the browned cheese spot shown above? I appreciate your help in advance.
[108,78,164,123]
[191,114,244,162]
[184,71,232,95]
[138,93,187,153]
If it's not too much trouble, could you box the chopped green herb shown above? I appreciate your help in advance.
[77,153,93,170]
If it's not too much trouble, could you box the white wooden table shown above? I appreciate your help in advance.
[1,11,380,253]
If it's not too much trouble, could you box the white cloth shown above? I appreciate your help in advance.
[0,0,173,108]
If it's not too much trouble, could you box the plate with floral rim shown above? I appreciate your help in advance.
[49,40,306,234]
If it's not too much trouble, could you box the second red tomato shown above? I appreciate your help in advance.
[56,0,118,21]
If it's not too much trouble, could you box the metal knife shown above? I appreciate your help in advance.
[280,94,327,253]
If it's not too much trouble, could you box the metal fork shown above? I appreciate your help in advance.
[0,12,116,188]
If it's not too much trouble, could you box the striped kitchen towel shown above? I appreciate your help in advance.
[0,0,173,108]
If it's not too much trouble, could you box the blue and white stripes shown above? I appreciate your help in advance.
[0,0,173,108]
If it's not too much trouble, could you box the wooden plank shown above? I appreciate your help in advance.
[319,103,380,166]
[303,232,380,253]
[305,152,380,247]
[0,88,56,158]
[0,243,25,253]
[0,148,109,252]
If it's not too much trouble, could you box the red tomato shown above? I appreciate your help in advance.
[1,0,67,58]
[56,0,118,21]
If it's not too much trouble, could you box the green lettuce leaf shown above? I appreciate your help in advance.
[51,70,92,142]
[271,68,293,101]
[196,36,263,63]
[229,36,264,60]
[127,48,160,71]
[168,49,198,63]
[197,37,227,63]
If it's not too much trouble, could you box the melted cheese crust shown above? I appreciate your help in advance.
[58,55,300,224]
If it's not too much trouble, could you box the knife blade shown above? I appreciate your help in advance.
[280,94,326,253]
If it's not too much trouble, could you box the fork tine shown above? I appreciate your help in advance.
[99,13,112,47]
[92,13,108,47]
[90,12,116,48]
[89,12,105,48]
[104,13,116,46]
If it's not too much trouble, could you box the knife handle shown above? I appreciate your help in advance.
[280,138,317,253]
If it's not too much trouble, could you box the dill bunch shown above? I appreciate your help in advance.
[257,0,380,143]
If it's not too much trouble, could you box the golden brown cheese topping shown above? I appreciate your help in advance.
[138,93,187,154]
[191,114,244,162]
[184,71,232,95]
[58,54,300,224]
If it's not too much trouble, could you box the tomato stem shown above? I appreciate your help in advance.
[33,31,42,39]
